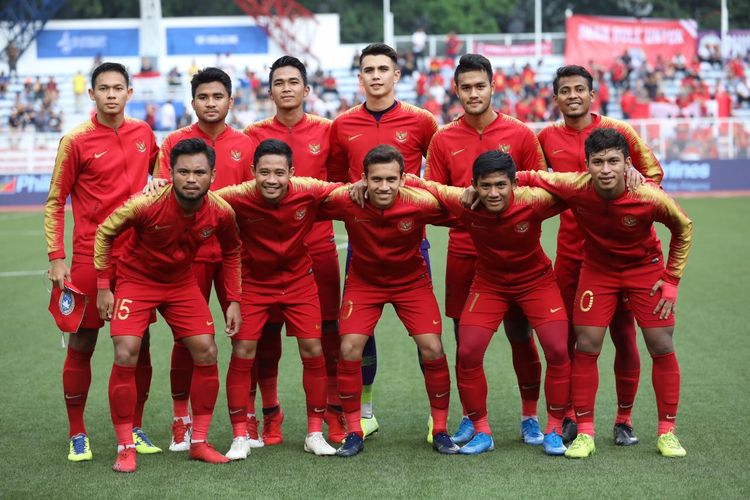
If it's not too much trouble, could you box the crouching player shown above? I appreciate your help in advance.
[214,139,340,459]
[517,128,693,458]
[95,138,243,472]
[318,145,458,457]
[417,151,572,455]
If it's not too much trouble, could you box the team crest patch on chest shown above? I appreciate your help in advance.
[398,218,415,232]
[199,226,215,239]
[622,215,638,227]
[395,131,408,143]
[498,144,511,154]
[514,221,529,233]
[308,143,321,155]
[295,208,307,220]
[231,150,242,162]
[135,140,146,153]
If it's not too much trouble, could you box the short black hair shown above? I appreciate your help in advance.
[553,65,593,95]
[363,144,404,176]
[269,55,308,87]
[91,62,129,89]
[191,67,232,98]
[584,128,630,161]
[170,138,216,170]
[253,139,293,170]
[360,43,398,68]
[454,54,493,86]
[471,150,516,183]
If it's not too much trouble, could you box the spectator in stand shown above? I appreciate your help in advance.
[188,60,200,77]
[5,41,19,81]
[322,71,339,96]
[177,106,193,128]
[415,71,428,105]
[423,93,442,121]
[139,57,158,76]
[736,77,750,107]
[46,76,59,102]
[445,31,462,60]
[672,53,687,73]
[0,71,8,99]
[620,87,637,119]
[596,71,610,116]
[412,26,428,70]
[728,55,746,80]
[33,77,44,102]
[145,102,157,129]
[400,51,417,78]
[350,51,361,74]
[90,53,103,76]
[167,67,182,87]
[159,99,176,131]
[73,70,87,112]
[8,108,23,148]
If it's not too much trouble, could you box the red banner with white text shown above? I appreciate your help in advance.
[565,15,697,67]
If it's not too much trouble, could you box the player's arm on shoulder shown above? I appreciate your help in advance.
[318,185,349,220]
[515,169,584,198]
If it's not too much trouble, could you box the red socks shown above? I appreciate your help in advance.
[544,362,571,433]
[614,368,640,426]
[610,307,640,426]
[63,346,93,436]
[422,356,450,435]
[170,342,193,418]
[321,320,342,409]
[256,323,282,411]
[510,336,541,417]
[133,346,152,429]
[190,363,219,442]
[456,325,494,431]
[302,355,327,433]
[109,364,136,446]
[571,350,599,436]
[226,356,254,438]
[337,358,363,437]
[652,352,680,435]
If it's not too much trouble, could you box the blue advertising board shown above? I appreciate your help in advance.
[166,26,267,55]
[37,29,140,58]
[661,159,750,193]
[0,174,52,206]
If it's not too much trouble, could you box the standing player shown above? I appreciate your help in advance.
[537,65,664,444]
[416,152,572,456]
[329,43,438,438]
[424,54,548,446]
[214,139,340,459]
[44,62,159,462]
[95,138,242,472]
[318,145,458,457]
[153,67,255,452]
[517,128,692,459]
[243,56,345,446]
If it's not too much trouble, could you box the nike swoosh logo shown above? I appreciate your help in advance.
[576,410,592,417]
[432,319,440,325]
[313,407,326,413]
[354,217,370,223]
[552,149,564,155]
[65,394,83,400]
[339,394,354,399]
[153,225,173,231]
[619,403,634,409]
[248,218,265,224]
[550,307,563,313]
[171,392,187,398]
[451,148,466,156]
[435,392,449,398]
[470,222,486,228]
[206,321,214,326]
[666,414,677,420]
[549,406,566,411]
[229,408,244,415]
[94,151,108,158]
[520,384,538,390]
[348,133,363,142]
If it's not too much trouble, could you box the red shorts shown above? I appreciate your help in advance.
[70,255,109,330]
[311,248,341,321]
[339,273,442,336]
[192,261,229,313]
[110,277,214,339]
[445,252,477,319]
[459,273,567,331]
[574,262,675,328]
[237,273,322,341]
[554,254,582,320]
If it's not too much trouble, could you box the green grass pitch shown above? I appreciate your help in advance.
[1,197,749,498]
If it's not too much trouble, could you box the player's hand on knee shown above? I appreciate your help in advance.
[48,259,70,290]
[625,166,645,190]
[650,279,678,319]
[142,177,168,196]
[347,179,367,208]
[97,289,114,321]
[225,301,241,337]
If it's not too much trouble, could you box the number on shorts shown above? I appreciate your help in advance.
[115,298,133,320]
